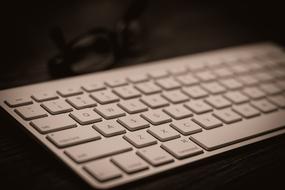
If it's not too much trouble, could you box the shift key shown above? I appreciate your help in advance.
[65,137,133,163]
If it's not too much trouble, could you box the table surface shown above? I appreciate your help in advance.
[1,1,285,189]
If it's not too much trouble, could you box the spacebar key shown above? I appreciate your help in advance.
[190,111,285,151]
[65,137,133,163]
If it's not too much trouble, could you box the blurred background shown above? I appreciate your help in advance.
[1,0,285,88]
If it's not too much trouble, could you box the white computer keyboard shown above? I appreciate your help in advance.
[0,42,285,189]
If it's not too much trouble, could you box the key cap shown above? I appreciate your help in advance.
[161,138,203,159]
[161,90,189,104]
[47,127,101,148]
[32,92,58,102]
[41,100,73,114]
[5,96,33,107]
[57,87,83,97]
[187,62,206,71]
[70,109,102,125]
[213,109,242,124]
[243,87,265,99]
[268,95,285,108]
[30,115,77,134]
[220,78,243,90]
[123,131,157,148]
[84,159,122,182]
[170,119,202,135]
[205,96,232,109]
[127,74,149,83]
[163,105,193,120]
[95,105,126,119]
[148,124,180,142]
[213,67,233,78]
[202,82,226,94]
[90,90,119,104]
[254,72,274,82]
[155,78,181,90]
[140,95,169,109]
[65,137,132,163]
[259,83,282,95]
[175,74,199,86]
[141,110,172,125]
[135,82,161,94]
[66,95,97,109]
[148,70,168,79]
[230,64,248,74]
[251,99,278,113]
[190,111,285,151]
[111,152,149,174]
[93,120,126,137]
[117,115,150,131]
[137,146,174,166]
[118,99,148,114]
[81,82,106,92]
[184,100,213,114]
[182,86,208,99]
[168,66,188,75]
[15,105,47,120]
[232,104,260,118]
[105,78,127,87]
[192,114,223,129]
[195,71,216,81]
[237,75,259,85]
[113,86,141,99]
[224,91,249,104]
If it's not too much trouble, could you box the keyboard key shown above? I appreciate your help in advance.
[118,99,148,114]
[41,100,73,114]
[170,119,202,135]
[224,91,249,104]
[127,74,149,83]
[254,72,274,82]
[81,82,106,92]
[57,87,83,97]
[90,90,119,104]
[32,92,58,102]
[184,100,213,114]
[201,82,226,94]
[148,124,180,141]
[117,115,150,131]
[47,127,101,148]
[232,104,260,118]
[192,114,223,129]
[268,95,285,108]
[161,90,189,104]
[137,146,174,166]
[141,110,172,125]
[93,120,126,137]
[140,95,169,109]
[195,71,216,81]
[15,104,47,120]
[148,70,168,79]
[65,137,132,163]
[182,86,208,99]
[161,138,203,159]
[213,109,242,124]
[30,115,77,134]
[237,75,259,86]
[205,96,232,109]
[84,159,122,182]
[251,99,278,113]
[70,109,102,125]
[187,62,206,71]
[213,67,233,78]
[219,78,243,90]
[163,105,193,120]
[190,111,285,150]
[243,87,266,99]
[175,74,199,86]
[105,78,127,87]
[230,64,248,74]
[113,86,141,99]
[66,95,97,109]
[259,83,282,95]
[111,152,149,174]
[135,82,161,94]
[95,105,126,119]
[168,66,188,75]
[5,96,33,107]
[155,78,181,90]
[123,131,157,148]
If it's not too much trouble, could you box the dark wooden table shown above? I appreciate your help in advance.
[1,1,285,189]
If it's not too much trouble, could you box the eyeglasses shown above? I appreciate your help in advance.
[48,0,148,77]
